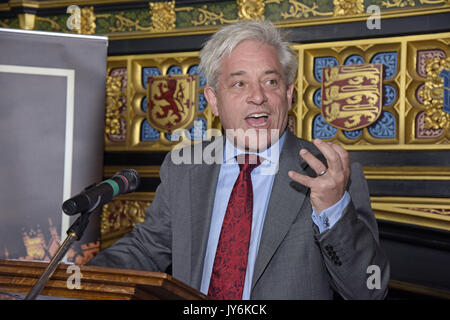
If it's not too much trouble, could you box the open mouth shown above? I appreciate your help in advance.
[245,113,270,127]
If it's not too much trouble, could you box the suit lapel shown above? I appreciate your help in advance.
[189,155,221,290]
[251,131,310,291]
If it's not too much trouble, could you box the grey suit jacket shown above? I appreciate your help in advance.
[89,131,390,299]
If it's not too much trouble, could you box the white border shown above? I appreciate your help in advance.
[0,64,74,252]
[0,27,108,42]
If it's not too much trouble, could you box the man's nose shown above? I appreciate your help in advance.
[246,83,268,105]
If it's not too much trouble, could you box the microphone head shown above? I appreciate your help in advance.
[62,169,141,216]
[114,168,140,193]
[62,193,90,216]
[62,199,78,216]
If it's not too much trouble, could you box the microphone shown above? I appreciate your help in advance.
[62,169,140,216]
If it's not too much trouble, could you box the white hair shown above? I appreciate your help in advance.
[198,20,298,90]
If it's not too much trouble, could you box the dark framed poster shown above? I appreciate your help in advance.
[0,28,108,264]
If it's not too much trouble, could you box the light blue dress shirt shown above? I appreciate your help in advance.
[200,132,350,299]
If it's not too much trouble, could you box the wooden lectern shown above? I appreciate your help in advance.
[0,259,208,300]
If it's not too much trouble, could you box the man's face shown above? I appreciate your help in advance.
[204,40,295,152]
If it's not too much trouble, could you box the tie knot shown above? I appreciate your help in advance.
[236,154,261,174]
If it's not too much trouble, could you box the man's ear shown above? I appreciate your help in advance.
[286,82,295,111]
[204,85,219,116]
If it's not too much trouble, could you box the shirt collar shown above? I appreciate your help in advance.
[223,130,287,166]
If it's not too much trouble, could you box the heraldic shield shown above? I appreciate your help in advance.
[321,64,383,131]
[147,74,198,133]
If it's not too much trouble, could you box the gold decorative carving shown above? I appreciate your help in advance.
[77,6,96,34]
[281,0,333,19]
[371,196,450,231]
[106,12,152,32]
[149,1,176,32]
[191,5,238,26]
[105,74,124,136]
[381,0,416,8]
[237,0,265,21]
[35,16,62,31]
[333,0,364,16]
[101,199,150,235]
[423,57,450,130]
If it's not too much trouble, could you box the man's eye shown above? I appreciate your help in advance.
[266,79,278,86]
[233,81,244,88]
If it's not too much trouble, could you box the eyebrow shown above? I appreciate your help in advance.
[263,70,282,77]
[229,71,246,77]
[228,69,282,78]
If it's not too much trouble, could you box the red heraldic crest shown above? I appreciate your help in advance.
[147,74,198,133]
[321,64,383,131]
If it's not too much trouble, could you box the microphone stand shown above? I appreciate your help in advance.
[25,208,93,300]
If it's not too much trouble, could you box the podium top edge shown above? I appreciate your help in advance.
[0,259,209,300]
[0,27,108,42]
[0,258,171,281]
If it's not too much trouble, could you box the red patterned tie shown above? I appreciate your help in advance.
[208,154,261,300]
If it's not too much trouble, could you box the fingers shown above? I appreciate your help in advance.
[288,170,314,189]
[298,148,327,176]
[328,141,350,176]
[296,139,348,177]
[289,139,350,183]
[312,139,343,173]
[289,139,351,213]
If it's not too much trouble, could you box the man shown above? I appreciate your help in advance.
[89,21,390,299]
